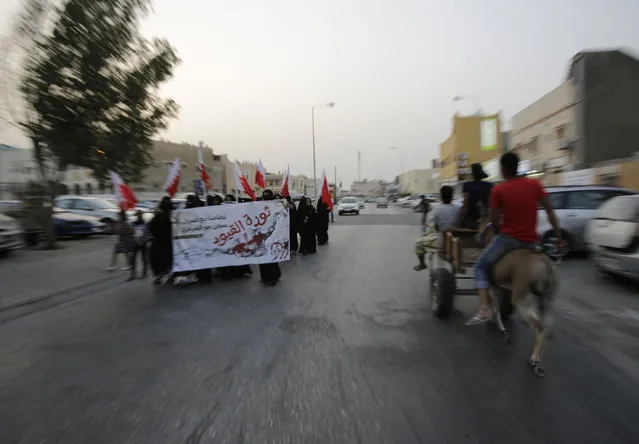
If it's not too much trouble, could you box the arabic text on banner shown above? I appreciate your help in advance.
[171,201,290,272]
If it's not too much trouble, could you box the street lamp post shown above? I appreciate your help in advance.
[312,102,335,199]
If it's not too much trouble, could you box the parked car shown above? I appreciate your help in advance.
[376,197,388,208]
[586,194,639,280]
[0,200,44,246]
[53,208,105,238]
[54,196,152,234]
[537,186,635,255]
[0,212,24,255]
[357,198,365,209]
[400,195,421,208]
[338,197,360,215]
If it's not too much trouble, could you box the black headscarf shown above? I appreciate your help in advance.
[304,198,315,215]
[297,196,308,214]
[208,194,223,206]
[158,196,172,215]
[262,189,274,201]
[185,194,198,209]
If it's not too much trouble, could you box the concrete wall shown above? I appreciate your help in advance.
[539,159,639,190]
[509,81,577,169]
[580,51,639,164]
[398,169,440,194]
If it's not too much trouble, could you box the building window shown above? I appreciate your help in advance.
[556,125,566,140]
[527,137,538,156]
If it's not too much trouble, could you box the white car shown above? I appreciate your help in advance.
[586,194,639,280]
[401,195,421,208]
[376,197,388,208]
[338,197,360,215]
[357,198,365,209]
[55,196,152,234]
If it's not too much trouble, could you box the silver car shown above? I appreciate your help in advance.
[587,194,639,280]
[0,213,24,255]
[537,186,635,254]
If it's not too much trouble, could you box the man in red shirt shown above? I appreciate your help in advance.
[468,152,562,325]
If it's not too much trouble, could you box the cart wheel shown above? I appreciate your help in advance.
[431,267,455,319]
[497,289,514,321]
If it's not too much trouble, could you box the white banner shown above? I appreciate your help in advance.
[171,201,290,272]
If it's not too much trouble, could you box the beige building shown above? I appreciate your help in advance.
[61,141,260,196]
[265,172,310,196]
[510,81,578,174]
[350,180,385,197]
[399,169,439,195]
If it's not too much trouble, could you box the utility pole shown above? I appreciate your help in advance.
[357,151,361,181]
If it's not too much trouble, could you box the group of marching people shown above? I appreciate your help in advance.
[288,195,331,255]
[110,189,332,289]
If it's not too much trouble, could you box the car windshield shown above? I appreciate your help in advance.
[341,198,357,204]
[91,199,119,210]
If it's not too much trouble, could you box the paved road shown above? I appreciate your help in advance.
[1,205,638,444]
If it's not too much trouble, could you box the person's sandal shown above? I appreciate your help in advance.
[465,311,494,326]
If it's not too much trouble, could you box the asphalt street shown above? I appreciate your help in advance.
[1,204,638,444]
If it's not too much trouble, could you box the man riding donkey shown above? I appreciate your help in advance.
[415,152,563,377]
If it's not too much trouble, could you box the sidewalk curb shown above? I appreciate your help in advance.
[0,274,121,313]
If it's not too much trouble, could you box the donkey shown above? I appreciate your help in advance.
[480,218,559,378]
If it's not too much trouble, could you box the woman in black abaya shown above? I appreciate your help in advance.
[258,189,282,286]
[285,196,299,253]
[300,198,318,255]
[148,197,173,285]
[316,199,330,245]
[296,197,308,254]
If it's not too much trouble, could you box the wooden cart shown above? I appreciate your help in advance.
[427,228,514,323]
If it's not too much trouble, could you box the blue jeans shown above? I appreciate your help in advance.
[474,234,535,289]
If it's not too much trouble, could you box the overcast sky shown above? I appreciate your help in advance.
[2,0,639,187]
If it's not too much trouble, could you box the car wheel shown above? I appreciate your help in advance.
[102,218,115,235]
[355,211,359,215]
[338,211,343,216]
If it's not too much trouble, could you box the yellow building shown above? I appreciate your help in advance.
[439,113,503,185]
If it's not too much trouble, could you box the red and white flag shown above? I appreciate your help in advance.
[255,159,266,189]
[234,162,257,201]
[109,170,137,211]
[321,169,333,211]
[198,148,212,190]
[280,165,290,197]
[164,157,181,198]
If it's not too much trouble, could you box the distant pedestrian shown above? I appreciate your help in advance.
[130,210,149,280]
[286,196,299,253]
[299,198,318,254]
[148,197,173,285]
[316,199,330,245]
[106,210,135,274]
[418,194,430,226]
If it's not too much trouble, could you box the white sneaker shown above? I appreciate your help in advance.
[106,267,116,272]
[120,266,133,271]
